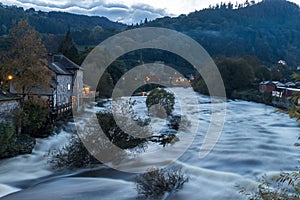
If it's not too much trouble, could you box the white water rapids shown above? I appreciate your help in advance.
[0,88,299,199]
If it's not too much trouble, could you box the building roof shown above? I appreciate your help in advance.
[48,62,72,75]
[48,54,80,75]
[259,81,285,87]
[53,55,80,70]
[0,89,21,101]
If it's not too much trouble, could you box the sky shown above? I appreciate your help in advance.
[1,0,300,24]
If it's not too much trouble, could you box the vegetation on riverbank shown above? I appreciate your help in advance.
[0,122,35,159]
[136,167,188,199]
[0,99,53,159]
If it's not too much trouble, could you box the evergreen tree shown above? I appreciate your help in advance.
[58,30,80,64]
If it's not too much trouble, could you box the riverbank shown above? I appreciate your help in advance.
[231,89,294,110]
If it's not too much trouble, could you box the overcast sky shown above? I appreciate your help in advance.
[1,0,299,24]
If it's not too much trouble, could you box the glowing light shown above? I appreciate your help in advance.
[7,75,13,80]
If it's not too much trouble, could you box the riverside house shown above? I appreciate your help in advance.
[10,54,83,118]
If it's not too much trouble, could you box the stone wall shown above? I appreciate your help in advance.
[73,70,83,111]
[0,100,20,124]
[56,75,73,105]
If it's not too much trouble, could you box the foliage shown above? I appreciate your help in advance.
[287,73,300,120]
[58,30,80,64]
[135,166,188,199]
[48,134,100,169]
[254,66,272,82]
[0,122,16,157]
[97,71,115,98]
[194,56,256,98]
[0,4,125,36]
[21,100,53,137]
[0,19,52,100]
[143,0,300,67]
[231,89,273,105]
[97,111,148,150]
[0,122,36,158]
[238,172,300,200]
[146,88,175,117]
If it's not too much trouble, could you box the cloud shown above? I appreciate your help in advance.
[2,0,167,24]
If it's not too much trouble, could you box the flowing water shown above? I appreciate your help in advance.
[0,88,299,199]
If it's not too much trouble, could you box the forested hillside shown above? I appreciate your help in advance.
[0,3,126,36]
[142,0,300,67]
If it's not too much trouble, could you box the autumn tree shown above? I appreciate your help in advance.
[1,19,52,100]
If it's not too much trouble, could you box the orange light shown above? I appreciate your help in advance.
[7,75,13,80]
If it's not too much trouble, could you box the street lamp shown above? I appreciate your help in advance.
[7,75,13,81]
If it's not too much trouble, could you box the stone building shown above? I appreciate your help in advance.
[0,89,21,124]
[10,54,83,116]
[47,54,83,115]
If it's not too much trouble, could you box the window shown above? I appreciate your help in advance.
[68,84,71,91]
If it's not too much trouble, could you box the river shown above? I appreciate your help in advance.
[0,88,299,199]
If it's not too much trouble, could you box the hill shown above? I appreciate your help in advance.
[142,0,300,67]
[0,3,126,36]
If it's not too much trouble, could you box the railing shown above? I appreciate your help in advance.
[50,102,73,119]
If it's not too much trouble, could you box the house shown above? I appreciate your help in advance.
[47,54,83,113]
[259,81,285,93]
[0,89,21,124]
[10,54,83,117]
[259,81,274,93]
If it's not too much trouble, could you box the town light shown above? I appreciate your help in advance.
[7,75,13,80]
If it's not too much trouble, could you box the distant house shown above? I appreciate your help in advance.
[259,81,276,93]
[0,89,21,124]
[259,81,285,93]
[10,54,83,117]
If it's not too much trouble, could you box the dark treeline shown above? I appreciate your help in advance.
[0,3,126,35]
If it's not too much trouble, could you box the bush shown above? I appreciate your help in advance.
[136,166,188,199]
[97,112,148,149]
[238,172,300,200]
[48,117,128,169]
[0,123,16,158]
[21,100,53,137]
[146,88,175,118]
[48,134,100,169]
[0,122,36,158]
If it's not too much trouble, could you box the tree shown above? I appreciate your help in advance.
[1,19,52,100]
[255,66,271,81]
[44,34,59,54]
[215,57,255,97]
[146,88,175,117]
[58,30,80,64]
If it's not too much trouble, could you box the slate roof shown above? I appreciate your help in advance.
[0,89,21,101]
[48,54,80,75]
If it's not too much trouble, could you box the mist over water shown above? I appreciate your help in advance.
[0,88,299,199]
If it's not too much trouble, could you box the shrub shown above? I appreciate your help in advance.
[0,122,35,158]
[0,123,16,158]
[146,88,175,118]
[48,134,100,169]
[136,166,188,199]
[238,172,300,200]
[97,112,148,149]
[48,118,128,169]
[21,100,53,137]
